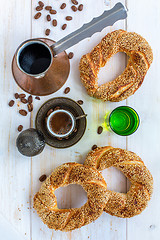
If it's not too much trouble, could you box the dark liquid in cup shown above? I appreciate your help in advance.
[49,112,72,135]
[19,43,51,74]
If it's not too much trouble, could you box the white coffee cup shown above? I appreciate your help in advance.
[47,109,76,138]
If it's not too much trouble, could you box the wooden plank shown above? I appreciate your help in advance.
[0,0,32,239]
[126,0,160,239]
[31,0,128,239]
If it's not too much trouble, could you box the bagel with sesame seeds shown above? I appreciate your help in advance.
[79,30,153,102]
[84,146,153,218]
[33,162,109,231]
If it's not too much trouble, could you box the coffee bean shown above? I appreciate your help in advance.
[38,1,44,7]
[77,100,83,105]
[62,24,67,30]
[39,174,47,182]
[64,87,70,94]
[15,93,19,99]
[45,6,52,10]
[9,100,15,107]
[97,126,103,134]
[66,16,72,21]
[35,96,40,100]
[34,12,42,19]
[60,3,66,9]
[27,103,33,112]
[52,19,57,26]
[45,29,50,36]
[92,145,98,150]
[54,106,61,111]
[71,5,77,12]
[36,6,43,11]
[21,98,28,104]
[19,94,26,99]
[71,0,78,5]
[47,14,51,21]
[46,108,53,117]
[19,109,27,116]
[68,52,74,59]
[50,9,57,14]
[78,4,83,11]
[28,95,33,104]
[56,137,63,141]
[18,125,23,132]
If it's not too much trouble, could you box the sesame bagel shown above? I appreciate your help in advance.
[79,30,153,102]
[84,146,153,218]
[33,163,109,231]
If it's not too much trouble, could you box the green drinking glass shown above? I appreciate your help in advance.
[107,106,140,136]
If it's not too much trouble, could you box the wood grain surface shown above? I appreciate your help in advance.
[0,0,159,239]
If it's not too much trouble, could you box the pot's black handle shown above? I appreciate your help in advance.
[51,2,127,55]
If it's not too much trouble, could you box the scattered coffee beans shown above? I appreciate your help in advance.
[71,5,78,12]
[52,19,57,26]
[36,6,43,11]
[77,100,83,105]
[38,1,44,7]
[19,94,26,99]
[50,9,57,14]
[47,14,51,21]
[64,87,70,94]
[39,174,47,182]
[45,6,52,10]
[9,92,41,121]
[21,98,28,104]
[9,100,15,107]
[60,3,66,9]
[27,103,33,112]
[68,52,74,59]
[66,16,73,21]
[34,1,85,33]
[78,4,83,11]
[19,109,27,116]
[15,93,19,99]
[34,12,41,19]
[97,126,103,134]
[35,96,40,100]
[18,125,23,132]
[71,0,78,5]
[92,144,98,150]
[28,95,33,104]
[46,108,54,117]
[45,29,50,36]
[62,24,67,30]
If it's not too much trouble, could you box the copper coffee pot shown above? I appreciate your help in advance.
[12,3,127,96]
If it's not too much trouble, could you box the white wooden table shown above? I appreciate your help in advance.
[0,0,159,239]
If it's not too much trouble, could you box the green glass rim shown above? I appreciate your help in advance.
[109,106,140,136]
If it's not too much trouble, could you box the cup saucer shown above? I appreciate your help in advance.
[35,97,87,148]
